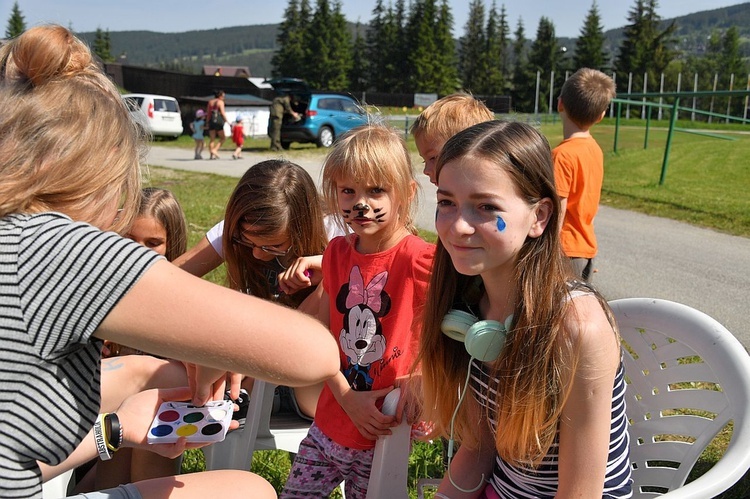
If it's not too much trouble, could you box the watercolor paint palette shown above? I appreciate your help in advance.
[147,400,233,444]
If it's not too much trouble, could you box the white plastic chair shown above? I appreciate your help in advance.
[368,299,750,498]
[366,388,411,498]
[42,469,74,498]
[612,297,750,498]
[203,379,312,471]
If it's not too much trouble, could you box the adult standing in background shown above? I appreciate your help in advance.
[269,91,300,151]
[207,89,228,159]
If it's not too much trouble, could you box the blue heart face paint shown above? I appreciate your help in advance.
[496,216,506,232]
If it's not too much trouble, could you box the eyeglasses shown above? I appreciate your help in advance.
[232,236,291,257]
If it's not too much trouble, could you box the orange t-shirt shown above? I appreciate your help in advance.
[316,234,435,449]
[552,135,604,259]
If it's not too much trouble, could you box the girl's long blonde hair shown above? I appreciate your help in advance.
[0,25,146,233]
[321,124,418,239]
[417,120,579,468]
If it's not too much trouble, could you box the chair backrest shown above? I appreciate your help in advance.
[204,380,312,471]
[366,388,411,499]
[42,469,74,499]
[611,298,750,498]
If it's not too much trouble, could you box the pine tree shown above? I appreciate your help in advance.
[432,0,458,95]
[5,1,26,39]
[484,1,507,95]
[304,0,334,89]
[511,19,533,112]
[405,0,439,93]
[459,0,486,93]
[324,0,352,90]
[719,27,748,116]
[718,27,745,79]
[615,0,676,94]
[349,23,369,92]
[93,28,114,63]
[367,0,400,92]
[271,0,309,78]
[527,17,562,112]
[574,1,609,72]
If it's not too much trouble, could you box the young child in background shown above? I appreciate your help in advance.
[174,160,330,418]
[410,93,495,185]
[92,187,189,490]
[126,187,188,261]
[190,109,206,159]
[280,124,435,499]
[104,187,188,358]
[553,68,616,281]
[418,120,631,498]
[231,115,244,160]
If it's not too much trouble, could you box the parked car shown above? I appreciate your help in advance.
[267,78,368,149]
[123,93,184,139]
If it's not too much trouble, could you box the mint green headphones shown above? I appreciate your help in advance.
[441,309,512,362]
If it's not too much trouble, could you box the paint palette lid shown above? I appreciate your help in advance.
[147,400,234,444]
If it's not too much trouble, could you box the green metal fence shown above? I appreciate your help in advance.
[611,90,750,185]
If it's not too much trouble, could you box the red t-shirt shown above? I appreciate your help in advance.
[231,123,244,146]
[553,135,604,259]
[316,234,435,449]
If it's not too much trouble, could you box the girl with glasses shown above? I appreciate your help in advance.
[175,160,337,417]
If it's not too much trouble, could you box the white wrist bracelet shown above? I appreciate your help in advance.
[93,413,113,461]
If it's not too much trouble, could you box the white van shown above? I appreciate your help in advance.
[123,93,184,139]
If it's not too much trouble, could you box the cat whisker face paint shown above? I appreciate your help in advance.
[342,205,387,224]
[496,216,507,232]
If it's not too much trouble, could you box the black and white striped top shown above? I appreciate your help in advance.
[0,213,160,497]
[471,353,633,497]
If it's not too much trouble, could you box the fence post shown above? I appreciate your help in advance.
[709,73,718,123]
[676,72,682,122]
[534,71,541,116]
[549,70,555,115]
[641,72,648,119]
[610,72,617,118]
[658,73,665,120]
[614,101,621,153]
[692,73,698,122]
[627,72,633,119]
[660,98,680,186]
[727,74,735,124]
[745,74,750,121]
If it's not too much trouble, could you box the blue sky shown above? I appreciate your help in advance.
[3,0,745,38]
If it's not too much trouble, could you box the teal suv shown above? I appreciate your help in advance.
[267,78,369,149]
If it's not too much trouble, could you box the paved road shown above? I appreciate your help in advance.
[147,145,750,349]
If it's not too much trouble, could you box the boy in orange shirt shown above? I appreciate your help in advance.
[410,93,495,185]
[553,68,616,281]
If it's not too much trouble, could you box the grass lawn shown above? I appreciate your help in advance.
[146,115,750,497]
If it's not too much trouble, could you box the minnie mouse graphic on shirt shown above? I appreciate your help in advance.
[335,266,392,391]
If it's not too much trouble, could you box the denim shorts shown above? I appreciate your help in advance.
[67,483,141,499]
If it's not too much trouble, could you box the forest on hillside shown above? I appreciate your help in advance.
[76,2,750,78]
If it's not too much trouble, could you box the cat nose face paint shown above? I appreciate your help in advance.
[353,203,370,213]
[496,216,506,232]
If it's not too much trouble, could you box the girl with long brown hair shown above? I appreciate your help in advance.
[418,120,631,498]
